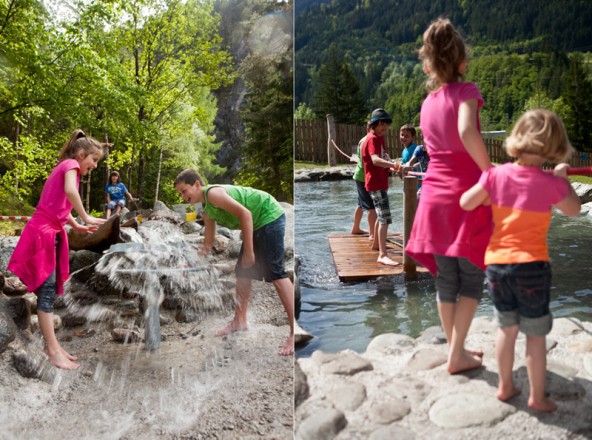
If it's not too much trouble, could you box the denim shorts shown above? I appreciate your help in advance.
[355,180,374,211]
[36,270,56,313]
[486,261,553,336]
[369,190,392,225]
[434,255,485,303]
[106,199,126,209]
[236,214,288,282]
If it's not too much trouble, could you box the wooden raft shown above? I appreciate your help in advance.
[328,233,426,281]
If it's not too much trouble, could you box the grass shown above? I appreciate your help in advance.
[0,188,35,236]
[295,161,351,169]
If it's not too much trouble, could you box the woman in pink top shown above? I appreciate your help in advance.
[405,18,493,374]
[8,130,107,370]
[461,109,580,412]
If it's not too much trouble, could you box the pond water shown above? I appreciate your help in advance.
[295,177,592,357]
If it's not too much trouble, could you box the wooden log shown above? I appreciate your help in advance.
[403,176,418,277]
[68,214,132,253]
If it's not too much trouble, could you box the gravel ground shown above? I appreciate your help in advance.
[0,280,294,440]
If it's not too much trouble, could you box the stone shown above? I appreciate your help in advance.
[406,349,447,371]
[366,333,415,356]
[325,381,366,412]
[417,326,447,345]
[2,276,28,296]
[321,350,373,375]
[567,339,592,353]
[0,307,17,353]
[551,318,583,337]
[381,376,431,407]
[111,328,143,343]
[583,354,592,376]
[366,398,411,425]
[369,424,416,440]
[429,393,515,428]
[295,360,309,408]
[296,408,347,440]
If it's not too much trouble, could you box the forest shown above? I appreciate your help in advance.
[0,0,293,216]
[295,0,592,151]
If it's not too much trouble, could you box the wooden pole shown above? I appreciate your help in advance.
[326,114,336,166]
[403,176,418,277]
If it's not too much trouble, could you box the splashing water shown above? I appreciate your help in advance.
[89,221,227,350]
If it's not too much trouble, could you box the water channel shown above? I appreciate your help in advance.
[295,176,592,357]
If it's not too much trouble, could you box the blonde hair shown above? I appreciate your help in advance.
[505,109,574,164]
[419,18,467,91]
[59,129,108,161]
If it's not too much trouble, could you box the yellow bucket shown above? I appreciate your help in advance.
[185,212,196,222]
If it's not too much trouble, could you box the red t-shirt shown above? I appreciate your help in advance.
[362,131,389,191]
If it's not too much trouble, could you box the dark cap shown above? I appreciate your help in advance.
[370,108,392,124]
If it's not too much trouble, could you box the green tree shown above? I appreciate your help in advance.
[313,44,366,124]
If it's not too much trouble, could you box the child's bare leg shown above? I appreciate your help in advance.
[526,334,556,412]
[439,297,482,374]
[106,208,112,218]
[351,207,366,235]
[216,277,251,336]
[38,311,80,370]
[272,277,294,356]
[371,219,379,250]
[367,209,377,241]
[376,223,399,266]
[496,325,521,401]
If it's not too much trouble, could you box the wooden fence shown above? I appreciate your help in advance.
[295,118,592,169]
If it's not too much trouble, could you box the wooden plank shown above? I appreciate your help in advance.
[327,233,428,282]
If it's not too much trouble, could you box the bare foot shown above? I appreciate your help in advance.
[215,320,250,336]
[466,348,484,358]
[279,335,294,356]
[528,397,557,412]
[497,385,521,401]
[448,351,482,374]
[61,347,78,361]
[351,228,367,235]
[47,350,80,370]
[368,235,374,241]
[377,256,400,266]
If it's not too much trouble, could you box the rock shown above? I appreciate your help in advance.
[583,354,592,376]
[296,408,347,440]
[365,333,415,356]
[295,360,309,408]
[295,320,313,345]
[367,398,411,424]
[369,425,416,440]
[0,306,17,353]
[2,276,28,296]
[0,236,19,272]
[381,376,431,407]
[406,349,448,371]
[111,328,143,343]
[325,380,366,412]
[573,182,592,204]
[320,350,373,376]
[428,393,516,428]
[567,339,592,353]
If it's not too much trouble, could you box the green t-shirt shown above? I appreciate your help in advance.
[352,135,367,182]
[203,185,284,230]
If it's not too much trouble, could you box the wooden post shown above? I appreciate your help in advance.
[403,175,418,277]
[326,114,336,166]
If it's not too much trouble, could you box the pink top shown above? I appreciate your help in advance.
[405,82,493,274]
[362,131,389,191]
[8,159,80,294]
[479,163,570,264]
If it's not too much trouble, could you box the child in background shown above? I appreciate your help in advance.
[174,169,294,356]
[105,170,136,218]
[362,108,400,266]
[8,129,107,370]
[460,109,580,412]
[399,124,417,165]
[351,122,377,240]
[405,18,493,374]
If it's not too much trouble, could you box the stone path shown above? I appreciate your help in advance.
[295,316,592,439]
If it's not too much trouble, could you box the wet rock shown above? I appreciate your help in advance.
[60,313,87,328]
[175,308,200,323]
[69,250,102,273]
[429,393,516,428]
[573,182,592,204]
[0,306,17,353]
[4,296,31,330]
[0,236,19,272]
[2,276,28,296]
[296,408,347,440]
[30,314,61,333]
[111,327,143,343]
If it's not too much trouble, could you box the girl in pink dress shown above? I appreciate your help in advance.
[8,130,107,370]
[405,18,493,374]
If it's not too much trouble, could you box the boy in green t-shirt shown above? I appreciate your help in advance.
[174,169,294,356]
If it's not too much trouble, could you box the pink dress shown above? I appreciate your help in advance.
[405,82,492,274]
[8,159,80,294]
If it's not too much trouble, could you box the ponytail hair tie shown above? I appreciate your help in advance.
[76,130,86,139]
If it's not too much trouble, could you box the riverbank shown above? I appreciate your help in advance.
[295,316,592,439]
